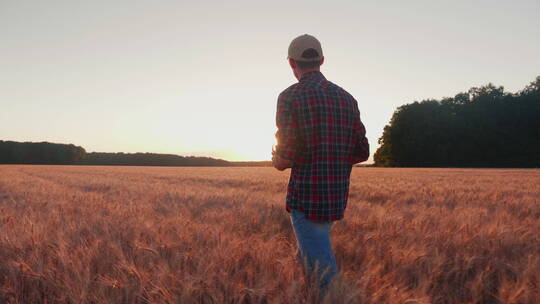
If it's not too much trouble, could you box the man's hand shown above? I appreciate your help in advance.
[272,151,293,171]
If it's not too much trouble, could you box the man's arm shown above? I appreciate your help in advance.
[274,92,297,170]
[352,104,370,164]
[272,148,293,171]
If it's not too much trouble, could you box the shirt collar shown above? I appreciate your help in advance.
[299,71,325,82]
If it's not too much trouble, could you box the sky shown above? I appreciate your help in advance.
[1,0,539,162]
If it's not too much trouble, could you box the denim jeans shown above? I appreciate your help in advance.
[290,209,338,290]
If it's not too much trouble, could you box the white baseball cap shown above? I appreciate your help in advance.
[287,34,323,62]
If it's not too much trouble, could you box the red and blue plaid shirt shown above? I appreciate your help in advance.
[275,71,369,221]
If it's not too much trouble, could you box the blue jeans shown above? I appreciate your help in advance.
[290,209,338,290]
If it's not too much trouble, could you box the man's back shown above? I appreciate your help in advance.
[276,71,369,221]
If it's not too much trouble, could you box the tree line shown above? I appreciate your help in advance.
[79,152,230,166]
[374,76,540,167]
[0,141,231,166]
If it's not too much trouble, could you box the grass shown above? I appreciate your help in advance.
[0,165,539,303]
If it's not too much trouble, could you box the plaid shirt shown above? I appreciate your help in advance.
[275,71,369,221]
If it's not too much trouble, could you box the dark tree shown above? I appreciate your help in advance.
[374,76,540,168]
[0,141,86,164]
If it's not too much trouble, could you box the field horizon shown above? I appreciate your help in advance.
[0,165,539,303]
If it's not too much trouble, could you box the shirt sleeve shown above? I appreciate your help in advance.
[275,92,298,161]
[352,103,370,163]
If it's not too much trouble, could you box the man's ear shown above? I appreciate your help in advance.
[288,58,297,69]
[320,56,325,66]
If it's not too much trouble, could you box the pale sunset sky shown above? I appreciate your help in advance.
[1,1,539,161]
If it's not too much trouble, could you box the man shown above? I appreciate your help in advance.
[272,34,370,291]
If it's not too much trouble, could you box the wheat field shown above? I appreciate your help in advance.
[0,165,538,304]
